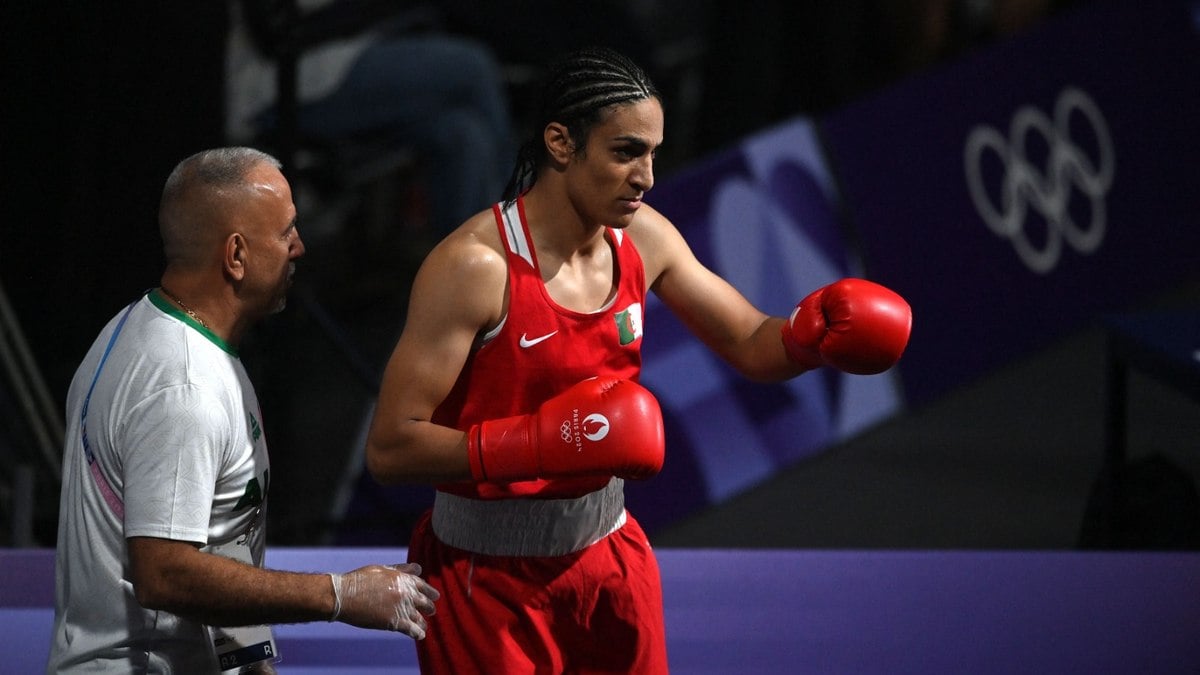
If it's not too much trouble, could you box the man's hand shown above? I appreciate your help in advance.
[329,563,440,639]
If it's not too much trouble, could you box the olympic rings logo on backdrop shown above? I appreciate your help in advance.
[964,86,1115,274]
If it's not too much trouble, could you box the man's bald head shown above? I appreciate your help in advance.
[158,147,282,269]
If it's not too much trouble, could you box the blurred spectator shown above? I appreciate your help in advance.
[225,0,515,239]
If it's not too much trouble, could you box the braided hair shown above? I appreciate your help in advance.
[502,47,661,204]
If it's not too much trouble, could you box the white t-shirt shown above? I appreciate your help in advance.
[48,291,271,673]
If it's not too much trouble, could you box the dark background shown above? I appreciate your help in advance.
[7,0,1195,551]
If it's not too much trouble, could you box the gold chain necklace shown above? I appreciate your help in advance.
[159,286,210,329]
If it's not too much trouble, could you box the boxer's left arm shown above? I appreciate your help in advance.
[631,205,911,381]
[780,278,911,375]
[631,205,804,382]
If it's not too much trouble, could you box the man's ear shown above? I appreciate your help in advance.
[224,232,247,281]
[544,122,575,166]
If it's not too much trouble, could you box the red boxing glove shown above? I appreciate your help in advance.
[781,278,912,375]
[467,377,665,483]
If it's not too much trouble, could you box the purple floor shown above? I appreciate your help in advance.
[6,547,1199,673]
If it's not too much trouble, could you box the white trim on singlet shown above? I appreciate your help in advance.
[482,200,621,347]
[479,314,506,344]
[499,200,534,268]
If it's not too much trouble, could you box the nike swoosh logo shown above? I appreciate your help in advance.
[519,331,559,348]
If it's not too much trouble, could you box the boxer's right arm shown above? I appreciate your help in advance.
[366,219,509,485]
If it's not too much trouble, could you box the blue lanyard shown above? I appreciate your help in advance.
[80,298,139,519]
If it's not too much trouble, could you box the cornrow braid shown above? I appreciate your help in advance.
[502,47,660,203]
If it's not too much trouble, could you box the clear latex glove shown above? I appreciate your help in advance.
[329,563,440,639]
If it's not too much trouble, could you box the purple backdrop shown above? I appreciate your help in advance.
[629,120,903,530]
[819,0,1200,405]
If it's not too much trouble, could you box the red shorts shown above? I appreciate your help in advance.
[408,509,668,674]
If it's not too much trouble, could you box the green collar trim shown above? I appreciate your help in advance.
[147,288,238,357]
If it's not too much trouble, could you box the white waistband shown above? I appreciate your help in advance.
[431,478,627,557]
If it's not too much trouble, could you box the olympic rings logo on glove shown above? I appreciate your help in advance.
[558,414,611,445]
[963,86,1115,275]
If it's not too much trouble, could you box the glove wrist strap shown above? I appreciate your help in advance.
[780,322,822,371]
[471,416,538,483]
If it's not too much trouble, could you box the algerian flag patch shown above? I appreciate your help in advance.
[614,303,643,346]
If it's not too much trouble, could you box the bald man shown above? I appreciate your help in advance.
[48,147,438,674]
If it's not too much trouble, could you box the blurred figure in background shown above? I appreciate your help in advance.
[226,0,514,240]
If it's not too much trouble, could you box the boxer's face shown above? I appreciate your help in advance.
[562,97,663,229]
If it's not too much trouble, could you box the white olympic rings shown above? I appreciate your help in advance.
[964,86,1115,274]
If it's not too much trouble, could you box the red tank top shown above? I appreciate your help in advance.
[433,197,646,499]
